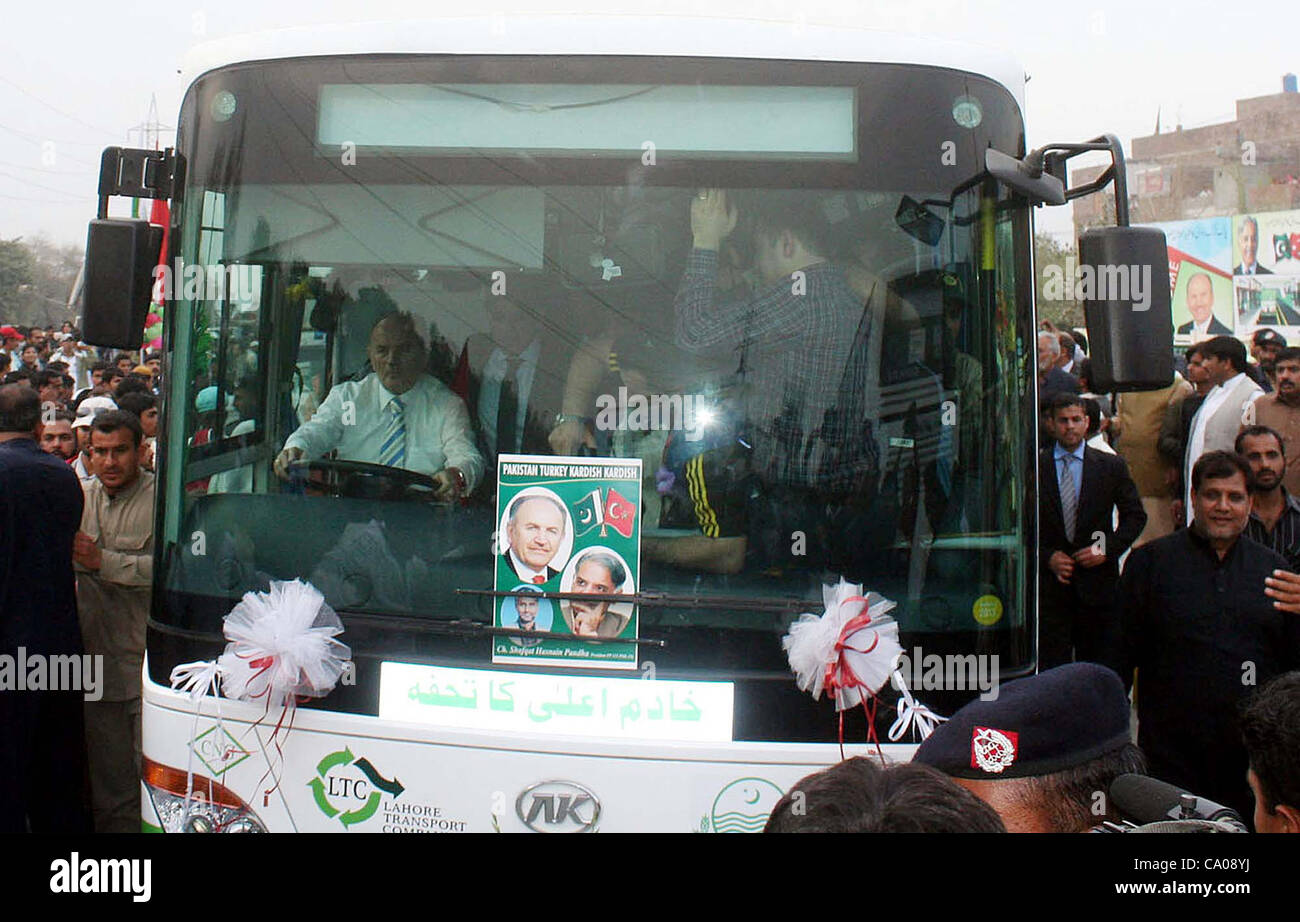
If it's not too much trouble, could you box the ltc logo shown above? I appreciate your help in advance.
[516,780,601,833]
[309,747,405,828]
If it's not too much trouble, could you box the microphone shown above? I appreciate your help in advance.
[1109,774,1248,831]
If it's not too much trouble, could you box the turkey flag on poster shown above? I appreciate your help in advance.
[603,488,636,538]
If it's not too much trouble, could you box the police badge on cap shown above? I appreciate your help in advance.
[971,727,1019,774]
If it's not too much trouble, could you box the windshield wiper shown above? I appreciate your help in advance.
[336,589,817,648]
[336,610,665,646]
[456,588,817,613]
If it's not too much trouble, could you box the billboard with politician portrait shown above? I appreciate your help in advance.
[1233,210,1300,277]
[1233,211,1300,341]
[1141,213,1300,347]
[1145,217,1235,346]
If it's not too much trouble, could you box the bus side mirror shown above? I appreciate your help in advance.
[1078,226,1173,392]
[80,218,162,349]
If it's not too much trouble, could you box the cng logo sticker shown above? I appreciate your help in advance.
[701,778,783,833]
[515,780,601,833]
[188,724,250,777]
[309,747,405,829]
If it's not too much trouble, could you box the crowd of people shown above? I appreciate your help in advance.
[769,319,1300,835]
[1,322,160,833]
[913,322,1300,835]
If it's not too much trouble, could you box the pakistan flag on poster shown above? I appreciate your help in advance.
[494,454,642,669]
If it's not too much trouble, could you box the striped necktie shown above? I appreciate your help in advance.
[1058,454,1078,543]
[379,396,407,468]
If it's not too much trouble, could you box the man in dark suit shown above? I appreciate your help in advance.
[1039,392,1146,671]
[0,384,90,832]
[1234,216,1273,276]
[454,278,568,495]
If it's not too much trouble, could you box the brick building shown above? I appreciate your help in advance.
[1073,76,1300,236]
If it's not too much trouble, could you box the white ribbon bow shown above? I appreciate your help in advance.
[169,659,225,701]
[887,669,948,742]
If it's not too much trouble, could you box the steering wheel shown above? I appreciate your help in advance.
[288,458,444,502]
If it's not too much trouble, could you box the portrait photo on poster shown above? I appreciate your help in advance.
[1231,211,1300,277]
[558,546,637,638]
[1171,263,1235,343]
[501,584,554,647]
[497,486,575,585]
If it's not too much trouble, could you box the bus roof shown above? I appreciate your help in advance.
[181,15,1026,113]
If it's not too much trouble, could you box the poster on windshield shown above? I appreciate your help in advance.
[493,453,642,670]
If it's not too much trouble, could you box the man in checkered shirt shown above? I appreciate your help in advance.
[673,189,876,493]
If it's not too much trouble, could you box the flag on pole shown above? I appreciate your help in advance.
[149,197,170,265]
[146,198,170,348]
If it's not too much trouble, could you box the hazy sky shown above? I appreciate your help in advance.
[1,0,1295,246]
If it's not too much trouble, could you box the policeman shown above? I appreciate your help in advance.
[912,663,1145,832]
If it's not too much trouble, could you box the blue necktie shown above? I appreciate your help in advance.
[379,396,406,468]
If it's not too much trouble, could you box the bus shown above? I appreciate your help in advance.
[80,15,1169,833]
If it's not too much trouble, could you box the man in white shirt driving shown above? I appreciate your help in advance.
[274,311,482,501]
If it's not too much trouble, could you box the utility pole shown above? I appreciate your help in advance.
[124,95,176,218]
[125,94,175,151]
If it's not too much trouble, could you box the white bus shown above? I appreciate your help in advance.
[80,15,1168,833]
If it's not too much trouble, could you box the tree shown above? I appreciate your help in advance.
[1034,232,1084,331]
[0,236,83,327]
[24,236,83,328]
[0,238,35,323]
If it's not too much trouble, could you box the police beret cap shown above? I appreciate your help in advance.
[913,663,1131,779]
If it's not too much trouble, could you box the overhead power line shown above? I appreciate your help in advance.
[0,74,122,136]
[0,159,96,176]
[0,167,94,199]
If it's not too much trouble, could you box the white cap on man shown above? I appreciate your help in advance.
[72,395,118,429]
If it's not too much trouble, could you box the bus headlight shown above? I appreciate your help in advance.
[143,757,267,833]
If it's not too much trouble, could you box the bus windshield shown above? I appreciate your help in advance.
[156,55,1035,734]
